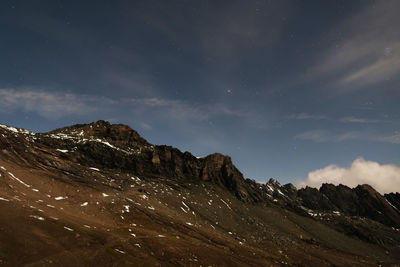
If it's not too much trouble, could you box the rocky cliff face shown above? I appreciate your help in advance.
[35,121,255,202]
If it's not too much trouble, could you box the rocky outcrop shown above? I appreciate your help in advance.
[353,184,400,228]
[34,121,256,202]
[297,186,335,210]
[50,120,150,149]
[297,183,400,228]
[201,153,250,200]
[385,192,400,211]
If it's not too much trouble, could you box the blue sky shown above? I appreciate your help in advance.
[0,0,399,185]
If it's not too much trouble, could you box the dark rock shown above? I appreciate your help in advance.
[385,192,400,211]
[297,186,336,211]
[282,183,297,198]
[319,183,359,214]
[353,184,400,228]
[298,183,400,228]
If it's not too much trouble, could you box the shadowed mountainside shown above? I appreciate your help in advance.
[0,120,399,266]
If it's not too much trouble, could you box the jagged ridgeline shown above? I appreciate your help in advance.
[0,120,399,266]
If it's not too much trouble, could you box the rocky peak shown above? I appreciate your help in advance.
[49,120,150,149]
[201,153,250,200]
[267,178,281,187]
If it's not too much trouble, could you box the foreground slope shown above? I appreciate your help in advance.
[0,121,399,266]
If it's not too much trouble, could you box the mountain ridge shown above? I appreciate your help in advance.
[0,120,400,266]
[2,120,400,223]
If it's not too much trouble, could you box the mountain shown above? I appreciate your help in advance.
[0,120,399,266]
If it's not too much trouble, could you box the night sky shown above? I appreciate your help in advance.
[1,0,399,189]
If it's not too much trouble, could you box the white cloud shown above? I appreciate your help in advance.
[298,158,400,194]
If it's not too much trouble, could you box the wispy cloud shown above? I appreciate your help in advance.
[0,88,268,131]
[104,70,160,97]
[0,88,209,122]
[307,0,400,92]
[287,113,327,120]
[339,116,382,124]
[379,132,400,144]
[294,130,360,143]
[0,88,109,119]
[197,1,293,63]
[297,158,400,194]
[125,97,272,129]
[295,129,400,145]
[125,97,208,121]
[287,114,392,124]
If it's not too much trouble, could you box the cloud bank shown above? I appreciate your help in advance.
[298,158,400,194]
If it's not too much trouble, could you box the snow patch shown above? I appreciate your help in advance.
[123,205,130,213]
[180,207,188,213]
[8,172,31,188]
[220,199,232,210]
[0,196,10,202]
[277,189,285,196]
[29,215,45,221]
[63,226,74,231]
[114,249,125,254]
[385,198,399,211]
[0,124,18,133]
